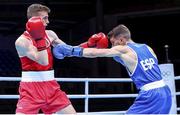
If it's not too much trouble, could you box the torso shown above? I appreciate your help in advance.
[18,31,54,71]
[113,43,162,89]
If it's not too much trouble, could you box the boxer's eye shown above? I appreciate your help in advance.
[42,16,48,20]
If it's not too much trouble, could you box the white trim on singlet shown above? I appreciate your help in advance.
[21,70,54,82]
[126,46,138,77]
[140,79,166,91]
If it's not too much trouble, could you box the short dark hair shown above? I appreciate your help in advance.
[27,4,50,19]
[107,24,131,40]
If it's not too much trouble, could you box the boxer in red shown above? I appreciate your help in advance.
[15,4,108,114]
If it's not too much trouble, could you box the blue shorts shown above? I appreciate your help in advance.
[126,85,172,114]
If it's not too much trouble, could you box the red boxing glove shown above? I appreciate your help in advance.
[80,32,108,48]
[26,17,46,39]
[87,33,103,47]
[26,17,47,51]
[79,42,89,48]
[96,33,108,48]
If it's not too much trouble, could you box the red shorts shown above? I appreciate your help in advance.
[16,80,71,114]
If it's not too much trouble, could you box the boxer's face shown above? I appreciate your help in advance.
[37,11,49,27]
[110,35,126,46]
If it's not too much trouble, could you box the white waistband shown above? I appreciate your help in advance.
[21,70,54,82]
[140,79,166,91]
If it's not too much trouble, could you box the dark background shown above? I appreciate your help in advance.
[0,0,180,113]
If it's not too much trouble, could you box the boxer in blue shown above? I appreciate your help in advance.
[53,24,172,114]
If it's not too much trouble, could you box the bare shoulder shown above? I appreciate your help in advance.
[15,35,31,50]
[46,30,55,35]
[46,30,65,46]
[15,36,25,46]
[147,45,157,59]
[46,30,57,38]
[45,29,59,42]
[112,45,130,53]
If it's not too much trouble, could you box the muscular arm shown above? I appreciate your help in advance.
[83,46,127,58]
[82,45,137,73]
[46,30,66,47]
[15,37,48,65]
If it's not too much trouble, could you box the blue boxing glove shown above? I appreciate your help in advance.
[53,45,65,59]
[53,44,83,59]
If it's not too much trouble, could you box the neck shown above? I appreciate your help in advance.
[126,39,134,44]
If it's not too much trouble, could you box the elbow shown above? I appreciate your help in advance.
[37,59,49,66]
[39,61,48,66]
[39,60,48,66]
[35,50,49,65]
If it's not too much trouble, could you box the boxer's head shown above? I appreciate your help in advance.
[27,4,50,26]
[108,24,131,46]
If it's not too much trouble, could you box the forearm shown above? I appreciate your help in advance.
[36,50,49,65]
[46,30,66,47]
[82,48,112,58]
[28,50,48,65]
[82,48,98,58]
[51,38,66,47]
[53,44,118,59]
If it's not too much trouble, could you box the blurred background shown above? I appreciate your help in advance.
[0,0,180,113]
